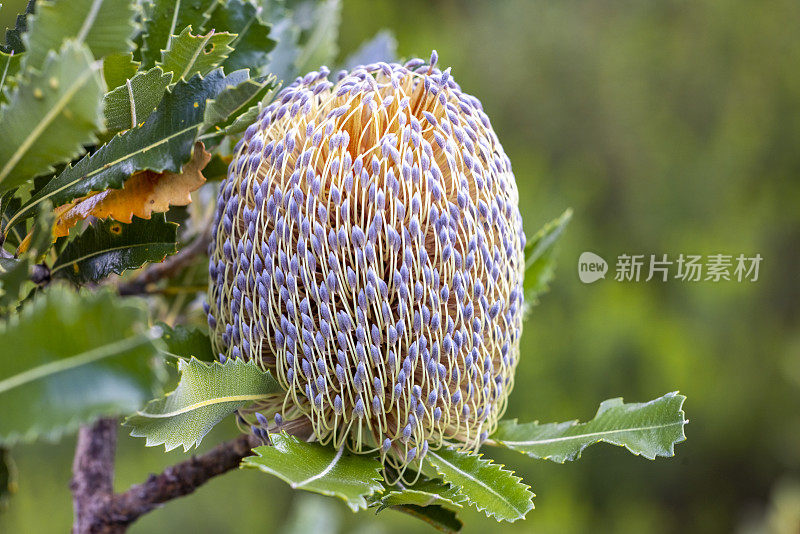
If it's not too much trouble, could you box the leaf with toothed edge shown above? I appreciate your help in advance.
[103,66,173,132]
[156,26,235,82]
[490,392,688,463]
[425,448,534,522]
[102,52,141,89]
[22,0,138,70]
[1,0,34,54]
[523,208,572,310]
[200,73,277,146]
[243,433,384,511]
[0,41,105,193]
[202,73,276,130]
[139,0,216,68]
[202,0,275,76]
[9,68,247,229]
[124,357,283,452]
[156,322,215,361]
[51,215,179,284]
[375,477,467,512]
[0,285,161,446]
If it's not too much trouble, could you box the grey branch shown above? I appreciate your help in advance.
[70,419,259,534]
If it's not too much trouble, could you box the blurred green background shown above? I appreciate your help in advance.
[2,0,799,532]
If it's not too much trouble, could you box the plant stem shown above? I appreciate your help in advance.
[70,419,259,533]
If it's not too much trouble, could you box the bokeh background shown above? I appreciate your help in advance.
[2,1,799,533]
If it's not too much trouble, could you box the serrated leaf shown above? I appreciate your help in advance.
[201,73,276,140]
[523,208,572,309]
[425,448,534,522]
[140,0,216,68]
[22,0,137,70]
[203,0,275,75]
[15,198,53,258]
[157,26,234,81]
[0,447,17,512]
[0,41,105,193]
[243,433,384,511]
[157,322,215,361]
[1,0,34,54]
[102,52,140,89]
[342,30,397,70]
[125,357,282,451]
[390,505,462,534]
[490,392,688,462]
[378,477,467,511]
[103,66,172,131]
[10,68,245,227]
[0,285,160,445]
[50,214,178,283]
[51,141,209,238]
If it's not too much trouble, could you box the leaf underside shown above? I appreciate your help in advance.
[490,392,688,462]
[125,357,282,452]
[523,208,572,307]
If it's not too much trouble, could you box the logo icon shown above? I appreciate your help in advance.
[578,252,608,284]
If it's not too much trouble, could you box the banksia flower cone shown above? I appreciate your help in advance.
[208,52,526,480]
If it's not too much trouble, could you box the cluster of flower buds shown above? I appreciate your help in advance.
[207,51,526,480]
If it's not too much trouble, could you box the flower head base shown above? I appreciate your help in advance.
[208,52,526,480]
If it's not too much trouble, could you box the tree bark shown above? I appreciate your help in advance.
[71,418,120,534]
[70,419,259,533]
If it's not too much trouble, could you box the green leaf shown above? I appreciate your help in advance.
[102,52,141,90]
[390,505,462,534]
[201,72,276,140]
[263,18,301,84]
[425,448,534,522]
[378,477,466,511]
[0,41,105,193]
[342,30,397,70]
[0,285,161,445]
[490,392,688,462]
[293,0,341,75]
[125,357,282,451]
[140,0,216,68]
[0,257,29,312]
[103,66,173,132]
[0,202,52,312]
[523,208,572,308]
[203,0,275,75]
[157,26,234,81]
[1,0,34,54]
[156,321,215,361]
[243,433,384,511]
[0,50,22,105]
[0,447,17,512]
[51,215,178,283]
[22,0,138,70]
[11,68,246,226]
